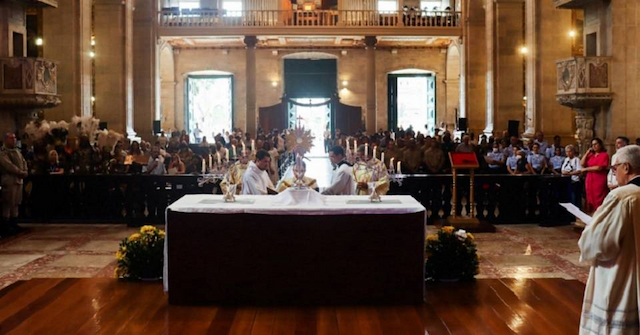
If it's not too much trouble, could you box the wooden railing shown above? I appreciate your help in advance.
[158,9,461,29]
[20,173,573,226]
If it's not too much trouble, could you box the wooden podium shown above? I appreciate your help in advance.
[444,152,495,233]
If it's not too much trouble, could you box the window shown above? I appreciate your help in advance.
[178,0,199,10]
[378,0,397,12]
[223,0,243,16]
[186,75,234,142]
[420,1,442,11]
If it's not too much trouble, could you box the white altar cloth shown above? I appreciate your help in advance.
[166,194,425,216]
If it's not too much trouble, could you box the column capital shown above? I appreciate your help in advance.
[364,36,378,48]
[244,36,258,48]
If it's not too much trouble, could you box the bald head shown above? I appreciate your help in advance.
[4,133,16,149]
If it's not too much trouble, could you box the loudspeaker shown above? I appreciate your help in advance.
[508,120,520,137]
[153,120,161,134]
[99,122,108,130]
[457,117,468,131]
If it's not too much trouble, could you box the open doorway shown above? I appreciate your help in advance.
[185,74,233,142]
[388,71,436,135]
[289,98,331,157]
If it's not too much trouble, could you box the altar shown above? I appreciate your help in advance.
[164,194,426,305]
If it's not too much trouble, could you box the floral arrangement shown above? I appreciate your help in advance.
[425,226,479,281]
[115,225,165,280]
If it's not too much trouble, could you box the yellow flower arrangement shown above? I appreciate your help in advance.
[441,226,455,234]
[426,234,439,242]
[128,233,141,242]
[115,226,165,280]
[467,232,475,241]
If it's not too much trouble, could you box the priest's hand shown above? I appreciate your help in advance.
[357,182,368,191]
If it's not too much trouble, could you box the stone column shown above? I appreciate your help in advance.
[575,108,595,155]
[244,36,258,136]
[365,36,377,133]
[93,0,135,137]
[42,0,92,120]
[133,0,157,141]
[523,0,536,138]
[482,0,495,136]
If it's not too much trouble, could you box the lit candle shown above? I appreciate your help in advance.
[202,159,206,174]
[217,152,221,165]
[232,144,237,158]
[365,143,369,158]
[242,142,246,156]
[355,140,358,150]
[390,158,395,171]
[251,140,256,153]
[381,152,385,165]
[397,161,402,174]
[225,148,229,161]
[373,146,377,159]
[208,155,212,169]
[346,140,350,152]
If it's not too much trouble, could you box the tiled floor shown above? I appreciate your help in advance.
[0,223,589,289]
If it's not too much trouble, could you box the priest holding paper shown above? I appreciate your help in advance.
[242,150,276,195]
[578,145,640,335]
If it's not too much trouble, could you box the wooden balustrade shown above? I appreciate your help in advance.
[158,8,461,29]
[20,173,572,226]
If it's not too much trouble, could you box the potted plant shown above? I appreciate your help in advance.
[115,225,165,280]
[425,226,479,281]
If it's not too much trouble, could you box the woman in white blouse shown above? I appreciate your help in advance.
[562,144,582,209]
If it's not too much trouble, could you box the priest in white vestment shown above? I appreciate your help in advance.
[579,145,640,335]
[242,150,276,195]
[322,146,355,195]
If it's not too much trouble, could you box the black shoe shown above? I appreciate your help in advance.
[7,218,23,234]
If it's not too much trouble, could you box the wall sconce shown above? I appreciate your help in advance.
[341,80,349,87]
[391,49,398,55]
[89,51,96,58]
[568,30,576,38]
[91,36,96,46]
[272,50,278,56]
[303,1,314,11]
[519,46,528,54]
[523,96,527,101]
[271,81,278,87]
[35,37,43,46]
[91,96,96,102]
[341,50,348,56]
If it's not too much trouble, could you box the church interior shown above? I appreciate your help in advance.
[0,0,636,333]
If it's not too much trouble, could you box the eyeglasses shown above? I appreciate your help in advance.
[611,162,625,173]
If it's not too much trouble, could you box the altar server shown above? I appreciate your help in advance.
[220,154,249,195]
[578,145,640,334]
[353,145,390,196]
[322,146,355,195]
[242,150,276,195]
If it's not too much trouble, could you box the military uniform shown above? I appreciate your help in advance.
[0,146,27,220]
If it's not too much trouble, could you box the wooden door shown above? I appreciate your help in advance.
[258,102,287,133]
[335,102,362,136]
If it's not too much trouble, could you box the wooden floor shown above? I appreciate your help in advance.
[0,278,585,334]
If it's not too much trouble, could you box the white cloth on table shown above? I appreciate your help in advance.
[321,162,355,195]
[272,188,326,207]
[578,182,640,334]
[241,161,275,195]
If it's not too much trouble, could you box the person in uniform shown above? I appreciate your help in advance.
[220,153,250,195]
[527,142,547,174]
[322,146,355,195]
[353,145,390,196]
[0,133,28,235]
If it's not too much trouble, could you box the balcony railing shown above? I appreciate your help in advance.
[158,9,461,33]
[0,57,61,108]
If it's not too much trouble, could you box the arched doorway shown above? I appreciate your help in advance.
[387,69,436,135]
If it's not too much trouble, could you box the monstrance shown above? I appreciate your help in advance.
[285,119,314,189]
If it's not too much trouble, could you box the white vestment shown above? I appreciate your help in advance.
[578,181,640,335]
[321,162,355,195]
[241,161,275,195]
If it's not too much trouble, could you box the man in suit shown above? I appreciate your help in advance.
[0,133,28,236]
